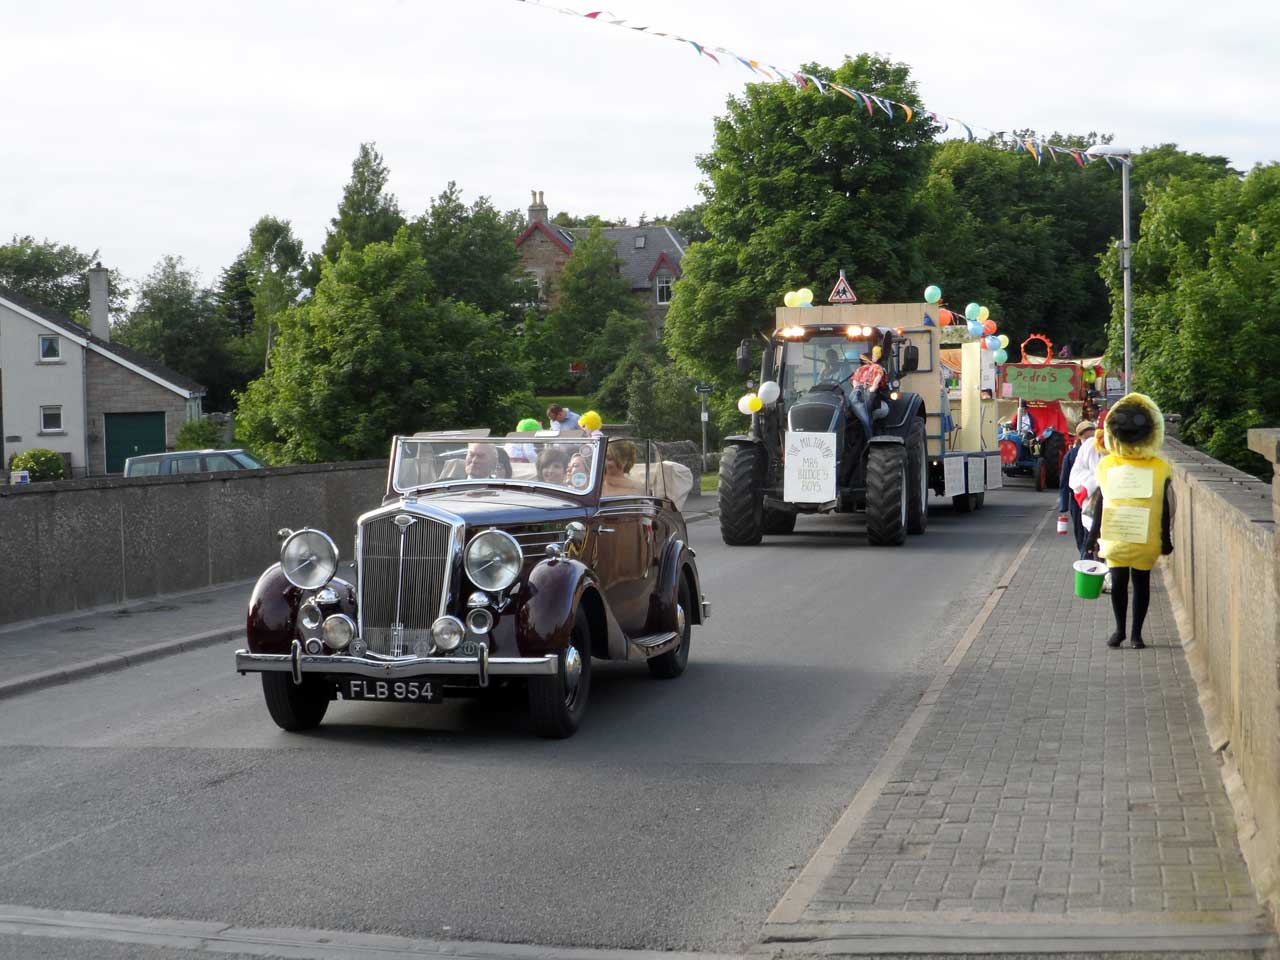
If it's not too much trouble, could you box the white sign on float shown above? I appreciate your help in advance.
[783,431,837,503]
[942,456,966,498]
[981,350,996,393]
[967,455,986,493]
[985,453,1003,489]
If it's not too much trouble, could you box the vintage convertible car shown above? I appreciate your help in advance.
[234,434,708,738]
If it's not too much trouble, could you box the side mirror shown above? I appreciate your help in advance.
[735,340,752,375]
[900,344,920,374]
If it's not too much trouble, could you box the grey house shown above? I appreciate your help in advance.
[0,268,204,477]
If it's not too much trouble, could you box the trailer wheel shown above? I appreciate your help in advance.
[906,418,928,535]
[1035,457,1047,492]
[718,444,765,546]
[952,492,980,513]
[866,444,907,546]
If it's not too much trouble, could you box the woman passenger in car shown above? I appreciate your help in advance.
[602,441,643,496]
[536,447,570,485]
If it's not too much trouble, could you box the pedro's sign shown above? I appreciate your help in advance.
[1003,363,1079,401]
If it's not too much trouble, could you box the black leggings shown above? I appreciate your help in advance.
[1110,567,1151,639]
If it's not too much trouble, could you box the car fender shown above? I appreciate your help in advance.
[646,539,703,633]
[516,558,625,659]
[246,564,303,655]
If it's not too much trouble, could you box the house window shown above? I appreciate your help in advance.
[634,235,646,249]
[38,335,61,361]
[39,405,63,433]
[656,273,673,305]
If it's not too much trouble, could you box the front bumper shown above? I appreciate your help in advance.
[236,640,557,689]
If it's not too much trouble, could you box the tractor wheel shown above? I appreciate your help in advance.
[866,443,908,547]
[1035,458,1047,492]
[718,444,765,546]
[762,506,797,534]
[1041,434,1065,487]
[906,418,928,535]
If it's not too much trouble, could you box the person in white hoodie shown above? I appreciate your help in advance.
[1070,408,1107,559]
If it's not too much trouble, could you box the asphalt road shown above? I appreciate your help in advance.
[0,486,1050,958]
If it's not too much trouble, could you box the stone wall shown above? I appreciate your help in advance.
[0,460,387,626]
[1164,434,1279,919]
[516,227,571,307]
[85,351,192,475]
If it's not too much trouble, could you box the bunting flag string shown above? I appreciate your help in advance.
[514,0,1128,169]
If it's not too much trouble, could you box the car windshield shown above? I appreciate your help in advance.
[231,451,264,468]
[392,437,602,495]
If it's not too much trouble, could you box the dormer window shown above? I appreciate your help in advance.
[656,274,673,305]
[634,235,646,249]
[38,335,61,361]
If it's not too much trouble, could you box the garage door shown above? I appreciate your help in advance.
[105,412,166,474]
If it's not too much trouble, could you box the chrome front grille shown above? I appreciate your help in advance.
[358,511,456,656]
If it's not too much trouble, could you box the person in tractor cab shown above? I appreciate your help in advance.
[851,345,891,420]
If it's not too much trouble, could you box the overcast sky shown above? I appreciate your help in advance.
[4,0,1277,291]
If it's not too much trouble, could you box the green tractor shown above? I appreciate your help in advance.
[718,313,931,547]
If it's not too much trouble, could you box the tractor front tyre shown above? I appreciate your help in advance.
[762,506,796,534]
[906,418,928,535]
[866,443,908,547]
[1035,458,1048,492]
[718,444,766,546]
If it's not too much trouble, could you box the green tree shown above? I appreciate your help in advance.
[655,203,709,244]
[305,142,405,287]
[214,252,256,339]
[550,212,628,228]
[663,55,937,416]
[113,256,236,409]
[524,226,647,392]
[235,230,524,464]
[0,236,128,323]
[409,182,533,317]
[1100,163,1279,475]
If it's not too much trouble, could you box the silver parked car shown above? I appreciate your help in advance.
[123,448,265,477]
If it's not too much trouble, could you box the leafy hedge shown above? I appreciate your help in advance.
[8,448,67,482]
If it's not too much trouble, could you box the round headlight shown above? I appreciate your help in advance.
[466,607,494,635]
[432,616,465,652]
[464,530,522,592]
[281,529,338,590]
[299,601,322,630]
[322,613,355,650]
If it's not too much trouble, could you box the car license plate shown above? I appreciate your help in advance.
[341,678,442,703]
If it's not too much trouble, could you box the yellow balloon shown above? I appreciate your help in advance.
[579,410,602,432]
[978,306,990,323]
[783,291,799,308]
[747,395,764,412]
[998,334,1010,349]
[797,287,814,305]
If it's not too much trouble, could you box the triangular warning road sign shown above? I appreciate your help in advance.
[828,270,857,303]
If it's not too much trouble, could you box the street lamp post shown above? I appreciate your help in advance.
[1087,144,1134,395]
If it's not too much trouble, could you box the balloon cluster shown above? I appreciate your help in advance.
[737,380,781,415]
[579,410,603,432]
[783,288,814,308]
[924,284,1009,369]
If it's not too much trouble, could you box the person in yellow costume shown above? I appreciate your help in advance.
[1084,393,1174,650]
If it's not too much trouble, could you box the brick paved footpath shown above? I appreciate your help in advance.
[763,517,1277,956]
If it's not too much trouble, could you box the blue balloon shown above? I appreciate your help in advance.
[966,320,983,337]
[985,335,1000,349]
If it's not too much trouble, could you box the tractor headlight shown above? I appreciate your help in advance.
[280,529,338,590]
[464,530,522,592]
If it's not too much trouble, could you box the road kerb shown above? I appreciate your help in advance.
[764,507,1054,927]
[0,625,242,702]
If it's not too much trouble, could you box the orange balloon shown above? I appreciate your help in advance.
[938,308,953,326]
[982,319,997,335]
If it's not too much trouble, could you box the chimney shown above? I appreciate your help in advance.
[87,262,109,341]
[528,189,548,226]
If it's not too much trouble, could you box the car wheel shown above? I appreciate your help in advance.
[648,575,693,679]
[261,673,330,731]
[528,608,592,739]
